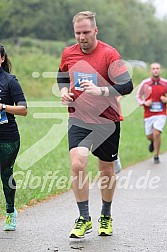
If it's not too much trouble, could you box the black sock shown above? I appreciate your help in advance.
[77,200,89,221]
[101,199,112,217]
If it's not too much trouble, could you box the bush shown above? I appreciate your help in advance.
[1,37,67,58]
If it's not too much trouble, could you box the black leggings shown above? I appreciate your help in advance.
[0,140,20,213]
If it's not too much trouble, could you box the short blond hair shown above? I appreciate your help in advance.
[73,11,96,27]
[150,62,161,68]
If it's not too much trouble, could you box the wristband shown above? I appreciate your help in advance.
[1,104,6,111]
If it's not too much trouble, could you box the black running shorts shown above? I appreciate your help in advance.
[68,118,120,162]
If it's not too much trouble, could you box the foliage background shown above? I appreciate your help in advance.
[0,0,167,65]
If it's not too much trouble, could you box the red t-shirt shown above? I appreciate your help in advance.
[137,77,167,118]
[60,40,125,124]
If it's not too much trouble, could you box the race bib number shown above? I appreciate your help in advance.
[74,72,98,91]
[150,102,163,112]
[0,111,8,124]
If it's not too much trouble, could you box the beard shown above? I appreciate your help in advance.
[80,42,90,49]
[153,73,160,78]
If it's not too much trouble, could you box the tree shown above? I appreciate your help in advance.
[0,0,167,65]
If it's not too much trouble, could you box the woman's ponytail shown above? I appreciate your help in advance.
[0,44,12,73]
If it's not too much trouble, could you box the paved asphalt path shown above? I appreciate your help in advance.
[0,152,167,252]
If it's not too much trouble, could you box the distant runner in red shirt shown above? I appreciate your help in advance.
[136,62,167,164]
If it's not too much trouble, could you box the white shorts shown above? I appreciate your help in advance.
[144,115,167,136]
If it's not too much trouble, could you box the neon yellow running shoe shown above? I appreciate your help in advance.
[98,214,113,236]
[69,216,92,238]
[4,208,17,231]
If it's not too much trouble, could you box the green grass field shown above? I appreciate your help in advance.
[0,43,167,217]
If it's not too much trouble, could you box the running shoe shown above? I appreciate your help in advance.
[149,140,154,152]
[154,156,160,164]
[98,214,113,236]
[69,216,92,238]
[4,208,17,231]
[114,156,122,174]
